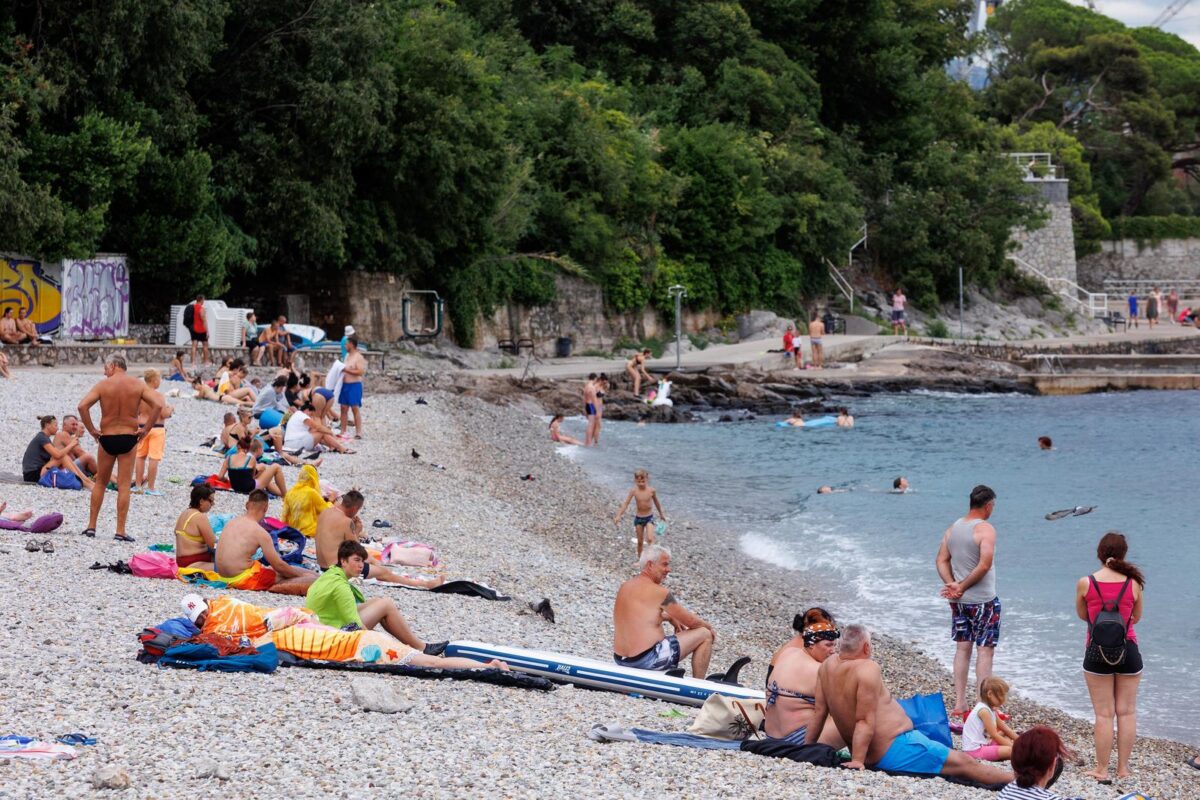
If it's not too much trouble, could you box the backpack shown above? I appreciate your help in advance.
[37,468,82,491]
[182,303,195,331]
[136,627,190,663]
[1087,576,1131,666]
[130,551,179,580]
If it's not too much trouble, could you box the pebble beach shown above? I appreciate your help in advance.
[0,367,1195,799]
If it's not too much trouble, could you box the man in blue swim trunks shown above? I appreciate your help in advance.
[809,624,1012,784]
[338,336,366,439]
[612,544,715,677]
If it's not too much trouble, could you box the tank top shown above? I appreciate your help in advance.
[1085,578,1138,645]
[948,517,996,604]
[961,702,995,752]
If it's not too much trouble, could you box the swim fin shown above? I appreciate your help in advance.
[705,656,752,686]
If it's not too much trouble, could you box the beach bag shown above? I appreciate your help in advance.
[130,551,179,580]
[897,692,953,748]
[182,303,195,331]
[137,627,190,662]
[688,693,766,741]
[1087,576,1131,666]
[37,469,81,491]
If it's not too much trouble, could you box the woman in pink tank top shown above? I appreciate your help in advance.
[1073,532,1145,783]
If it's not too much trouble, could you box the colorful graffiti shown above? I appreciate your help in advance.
[0,257,62,334]
[62,257,130,339]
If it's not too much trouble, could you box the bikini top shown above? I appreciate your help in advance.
[176,511,206,544]
[765,680,816,708]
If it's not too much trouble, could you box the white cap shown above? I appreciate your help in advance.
[344,325,355,335]
[181,594,207,623]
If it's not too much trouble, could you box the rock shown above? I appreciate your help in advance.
[350,677,413,714]
[194,760,231,780]
[735,309,790,342]
[91,766,131,791]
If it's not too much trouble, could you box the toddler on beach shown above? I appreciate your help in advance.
[613,469,667,557]
[962,676,1017,762]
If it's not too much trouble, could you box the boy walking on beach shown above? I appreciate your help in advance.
[613,469,667,557]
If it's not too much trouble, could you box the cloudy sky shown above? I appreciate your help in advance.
[1065,1,1200,50]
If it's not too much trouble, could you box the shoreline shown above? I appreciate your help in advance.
[0,372,1193,799]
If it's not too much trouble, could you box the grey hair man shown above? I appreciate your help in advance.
[612,544,716,677]
[810,624,1013,784]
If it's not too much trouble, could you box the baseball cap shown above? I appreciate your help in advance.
[181,594,207,623]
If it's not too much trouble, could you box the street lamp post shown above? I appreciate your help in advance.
[668,284,687,371]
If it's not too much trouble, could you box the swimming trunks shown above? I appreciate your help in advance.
[810,338,823,345]
[872,728,950,774]
[338,382,363,407]
[613,635,680,671]
[135,427,166,461]
[585,403,597,416]
[950,596,1001,647]
[633,514,654,528]
[99,434,138,456]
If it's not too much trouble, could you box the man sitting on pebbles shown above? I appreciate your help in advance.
[314,490,443,589]
[612,544,716,677]
[809,624,1012,785]
[306,541,451,658]
[183,490,316,595]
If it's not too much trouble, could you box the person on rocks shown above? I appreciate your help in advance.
[78,355,164,541]
[307,541,460,660]
[314,490,442,588]
[935,484,1000,720]
[203,490,316,594]
[134,369,173,496]
[338,335,366,439]
[22,415,95,489]
[54,414,98,479]
[763,608,846,747]
[626,348,654,396]
[809,623,1012,784]
[783,325,797,368]
[808,312,825,368]
[174,485,218,570]
[613,468,667,557]
[594,374,610,444]
[612,544,715,677]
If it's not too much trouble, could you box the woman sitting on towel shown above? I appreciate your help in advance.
[217,434,288,497]
[282,464,335,537]
[762,607,846,748]
[174,485,218,570]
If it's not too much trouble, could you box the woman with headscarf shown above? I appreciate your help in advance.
[282,464,332,537]
[761,607,846,747]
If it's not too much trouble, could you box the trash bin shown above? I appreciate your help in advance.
[555,336,573,358]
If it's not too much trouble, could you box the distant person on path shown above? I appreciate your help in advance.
[548,414,583,446]
[998,726,1077,800]
[613,468,667,557]
[612,544,715,677]
[78,355,164,541]
[1167,287,1179,323]
[0,307,33,344]
[891,288,908,335]
[1075,531,1144,783]
[763,607,845,747]
[1126,291,1139,329]
[626,348,653,396]
[185,294,210,366]
[935,484,1000,719]
[338,335,366,438]
[808,624,1012,783]
[134,369,173,496]
[174,485,217,570]
[961,676,1018,762]
[242,311,263,365]
[22,415,95,489]
[1146,287,1160,328]
[808,312,825,368]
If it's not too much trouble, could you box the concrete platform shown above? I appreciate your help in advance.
[1027,373,1200,394]
[0,342,383,372]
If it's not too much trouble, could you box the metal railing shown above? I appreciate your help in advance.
[1008,254,1110,317]
[1102,279,1200,295]
[825,258,855,312]
[1004,152,1064,180]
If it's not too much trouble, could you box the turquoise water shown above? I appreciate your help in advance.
[571,390,1200,745]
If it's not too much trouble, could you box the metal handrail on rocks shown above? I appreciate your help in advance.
[824,258,855,312]
[1008,254,1109,317]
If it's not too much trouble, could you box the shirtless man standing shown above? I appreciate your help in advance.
[612,544,715,677]
[582,374,599,446]
[338,336,366,438]
[213,490,316,594]
[77,355,164,541]
[314,490,443,588]
[809,623,1012,784]
[808,312,825,369]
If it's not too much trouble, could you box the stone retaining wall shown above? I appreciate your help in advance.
[1077,238,1200,291]
[2,343,384,372]
[910,333,1200,361]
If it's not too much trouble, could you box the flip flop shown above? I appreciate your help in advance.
[113,534,136,543]
[81,528,96,538]
[55,733,96,746]
[41,540,54,554]
[371,520,393,529]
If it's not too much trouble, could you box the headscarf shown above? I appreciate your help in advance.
[802,620,840,647]
[282,464,330,537]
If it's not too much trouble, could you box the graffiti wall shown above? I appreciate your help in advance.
[0,256,62,334]
[62,256,130,339]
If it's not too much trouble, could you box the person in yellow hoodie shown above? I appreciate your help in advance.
[282,464,333,537]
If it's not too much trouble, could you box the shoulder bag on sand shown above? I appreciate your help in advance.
[688,693,765,740]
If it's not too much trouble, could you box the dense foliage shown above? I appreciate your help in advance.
[4,1,1063,338]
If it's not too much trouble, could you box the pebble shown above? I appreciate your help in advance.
[91,765,131,790]
[350,678,412,714]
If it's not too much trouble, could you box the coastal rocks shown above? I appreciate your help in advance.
[735,310,790,342]
[91,766,132,790]
[350,678,413,714]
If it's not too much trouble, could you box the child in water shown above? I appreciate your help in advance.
[613,469,667,557]
[961,676,1017,762]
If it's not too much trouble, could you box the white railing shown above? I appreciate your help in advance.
[825,258,855,312]
[1102,279,1200,295]
[1008,254,1110,317]
[1004,152,1064,180]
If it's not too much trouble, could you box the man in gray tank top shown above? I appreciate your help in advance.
[935,484,999,718]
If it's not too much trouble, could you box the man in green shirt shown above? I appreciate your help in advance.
[306,541,448,656]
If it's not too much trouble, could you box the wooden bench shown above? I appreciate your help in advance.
[1097,311,1128,332]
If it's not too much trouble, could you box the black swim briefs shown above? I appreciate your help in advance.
[99,434,138,456]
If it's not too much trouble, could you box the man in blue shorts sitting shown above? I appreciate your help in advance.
[612,544,716,677]
[810,624,1012,784]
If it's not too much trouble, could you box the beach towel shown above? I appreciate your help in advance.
[278,651,555,692]
[130,551,179,580]
[0,513,64,533]
[0,736,78,760]
[265,624,416,665]
[897,692,953,748]
[281,465,330,537]
[200,596,317,639]
[740,738,843,766]
[588,724,743,751]
[374,579,510,601]
[178,560,277,591]
[324,361,345,409]
[380,539,439,568]
[192,475,233,491]
[157,641,279,674]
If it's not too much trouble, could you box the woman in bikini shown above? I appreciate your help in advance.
[175,485,218,570]
[626,349,653,395]
[217,434,288,497]
[762,607,846,747]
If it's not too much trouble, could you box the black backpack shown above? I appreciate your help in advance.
[1087,576,1131,665]
[182,303,195,331]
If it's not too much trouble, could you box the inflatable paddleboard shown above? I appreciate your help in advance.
[445,640,765,706]
[775,415,837,428]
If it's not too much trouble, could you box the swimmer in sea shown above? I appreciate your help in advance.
[892,476,909,493]
[817,486,848,495]
[1038,436,1053,450]
[836,407,854,428]
[785,413,805,427]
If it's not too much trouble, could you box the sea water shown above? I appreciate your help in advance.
[571,390,1200,745]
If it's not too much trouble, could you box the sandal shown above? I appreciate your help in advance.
[1187,755,1200,771]
[81,528,96,538]
[113,533,136,543]
[41,540,54,554]
[56,733,96,746]
[372,520,393,528]
[24,539,41,552]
